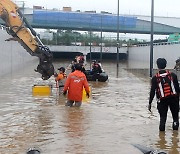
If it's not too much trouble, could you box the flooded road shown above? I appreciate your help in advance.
[0,60,179,154]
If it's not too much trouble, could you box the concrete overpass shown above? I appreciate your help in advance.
[1,8,180,35]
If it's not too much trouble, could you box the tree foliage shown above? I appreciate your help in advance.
[41,29,151,46]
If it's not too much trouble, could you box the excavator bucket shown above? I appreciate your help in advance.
[36,62,54,80]
[35,46,55,80]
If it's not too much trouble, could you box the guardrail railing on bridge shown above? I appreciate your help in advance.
[136,41,180,47]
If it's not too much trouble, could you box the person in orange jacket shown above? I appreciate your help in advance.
[63,63,90,107]
[55,67,67,94]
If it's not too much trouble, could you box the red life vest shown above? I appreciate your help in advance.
[156,71,177,99]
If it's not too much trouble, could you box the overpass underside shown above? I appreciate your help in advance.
[53,51,127,60]
[1,9,180,35]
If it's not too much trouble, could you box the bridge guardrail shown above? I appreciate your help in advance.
[136,41,180,47]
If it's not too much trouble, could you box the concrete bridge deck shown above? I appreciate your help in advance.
[1,8,180,35]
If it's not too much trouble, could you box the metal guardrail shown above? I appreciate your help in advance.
[135,41,180,47]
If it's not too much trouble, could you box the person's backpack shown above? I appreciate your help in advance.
[156,70,177,99]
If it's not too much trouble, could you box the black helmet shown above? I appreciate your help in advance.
[156,58,167,69]
[74,63,82,70]
[58,67,65,73]
[175,57,180,63]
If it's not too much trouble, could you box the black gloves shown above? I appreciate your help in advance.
[63,91,67,96]
[86,93,90,98]
[54,73,58,77]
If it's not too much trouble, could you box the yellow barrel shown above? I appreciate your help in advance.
[82,86,91,103]
[32,85,52,96]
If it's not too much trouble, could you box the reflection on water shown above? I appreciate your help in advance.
[63,108,87,154]
[0,60,179,154]
[155,131,179,154]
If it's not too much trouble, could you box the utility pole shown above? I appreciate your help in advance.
[90,30,92,70]
[117,0,120,69]
[100,15,103,62]
[150,0,154,77]
[89,17,92,70]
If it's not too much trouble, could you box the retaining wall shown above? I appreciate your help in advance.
[0,29,37,77]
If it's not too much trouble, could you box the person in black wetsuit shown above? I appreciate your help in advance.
[92,60,102,74]
[148,58,180,131]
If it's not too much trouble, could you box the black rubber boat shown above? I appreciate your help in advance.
[84,70,108,82]
[132,144,166,154]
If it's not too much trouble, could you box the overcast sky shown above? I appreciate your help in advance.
[24,0,180,17]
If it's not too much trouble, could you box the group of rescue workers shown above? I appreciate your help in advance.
[54,55,180,132]
[54,55,103,107]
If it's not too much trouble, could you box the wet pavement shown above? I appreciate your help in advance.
[0,60,179,154]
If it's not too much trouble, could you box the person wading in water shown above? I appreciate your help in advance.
[63,63,90,107]
[148,58,180,131]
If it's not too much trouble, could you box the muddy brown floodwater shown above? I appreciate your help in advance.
[0,60,179,154]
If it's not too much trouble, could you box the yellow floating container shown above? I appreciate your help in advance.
[32,85,52,96]
[82,86,91,103]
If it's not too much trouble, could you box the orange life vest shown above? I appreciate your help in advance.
[156,71,177,99]
[55,73,67,87]
[55,73,67,81]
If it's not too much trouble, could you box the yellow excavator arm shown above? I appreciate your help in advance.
[0,0,54,80]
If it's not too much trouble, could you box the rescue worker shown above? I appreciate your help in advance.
[78,55,85,64]
[76,55,81,63]
[92,60,102,74]
[55,67,67,94]
[174,57,180,71]
[75,54,84,64]
[63,63,90,107]
[97,60,104,72]
[70,59,77,72]
[148,58,180,131]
